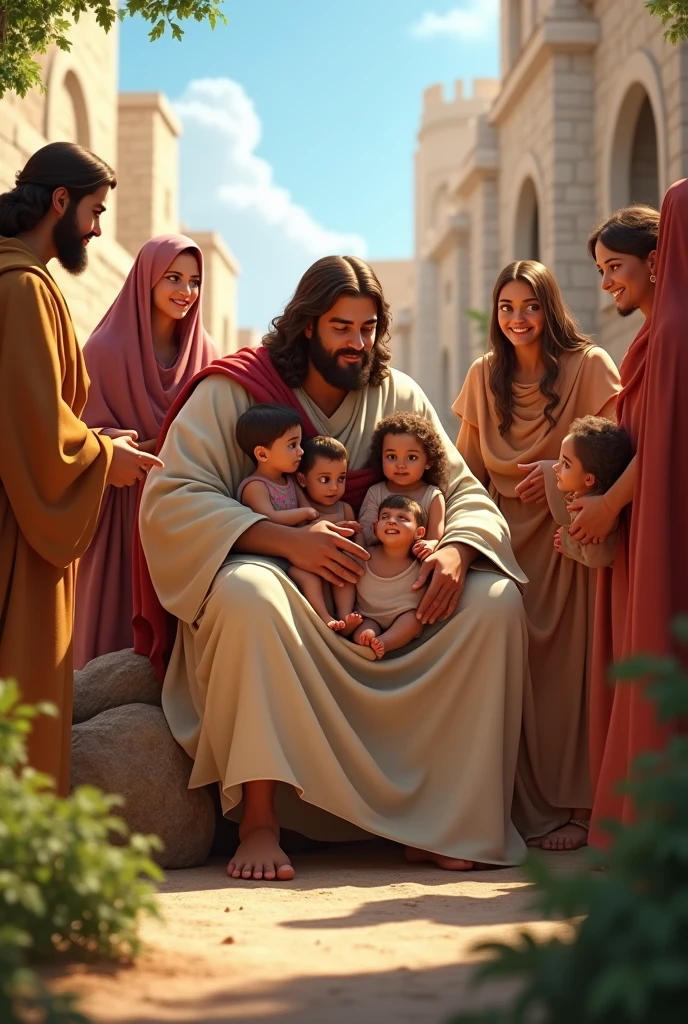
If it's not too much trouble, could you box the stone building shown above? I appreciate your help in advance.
[0,14,240,350]
[375,0,688,423]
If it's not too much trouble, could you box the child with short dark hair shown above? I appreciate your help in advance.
[353,494,429,660]
[547,415,633,568]
[287,435,363,634]
[236,404,317,526]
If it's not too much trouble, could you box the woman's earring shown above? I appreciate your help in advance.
[650,274,657,284]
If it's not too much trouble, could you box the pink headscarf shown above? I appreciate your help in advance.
[82,234,218,438]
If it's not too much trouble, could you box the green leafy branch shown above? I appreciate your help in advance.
[646,1,688,43]
[0,0,227,99]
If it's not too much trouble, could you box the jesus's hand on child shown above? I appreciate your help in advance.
[412,538,438,561]
[413,544,475,625]
[287,519,369,588]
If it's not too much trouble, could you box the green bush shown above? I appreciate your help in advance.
[0,680,163,1023]
[449,617,688,1024]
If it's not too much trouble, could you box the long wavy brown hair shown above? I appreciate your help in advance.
[263,256,392,387]
[488,261,591,435]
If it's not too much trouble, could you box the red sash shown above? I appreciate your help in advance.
[132,345,380,681]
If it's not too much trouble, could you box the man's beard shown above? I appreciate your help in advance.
[308,328,373,391]
[617,304,638,318]
[53,202,90,275]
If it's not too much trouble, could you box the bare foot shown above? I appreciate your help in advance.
[370,635,385,659]
[227,828,295,881]
[405,847,475,871]
[356,627,378,649]
[327,618,346,632]
[540,822,588,851]
[340,612,363,637]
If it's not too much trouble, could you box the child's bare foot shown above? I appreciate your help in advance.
[338,611,363,637]
[356,627,378,650]
[370,635,385,659]
[405,846,475,871]
[327,618,346,631]
[227,828,295,881]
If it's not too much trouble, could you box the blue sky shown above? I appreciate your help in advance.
[119,1,499,331]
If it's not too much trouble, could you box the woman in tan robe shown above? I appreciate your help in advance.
[453,261,620,850]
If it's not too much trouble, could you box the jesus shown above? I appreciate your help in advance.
[136,256,530,880]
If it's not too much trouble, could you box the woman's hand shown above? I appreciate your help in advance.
[412,538,438,561]
[287,520,369,587]
[566,495,617,544]
[553,527,563,554]
[99,427,139,441]
[412,543,475,625]
[106,437,164,488]
[515,462,547,503]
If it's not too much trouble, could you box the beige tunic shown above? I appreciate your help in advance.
[356,560,423,629]
[359,481,442,545]
[140,367,530,865]
[454,347,620,838]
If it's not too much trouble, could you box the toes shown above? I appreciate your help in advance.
[277,863,295,880]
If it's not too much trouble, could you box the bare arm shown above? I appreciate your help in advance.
[241,479,317,526]
[413,492,446,560]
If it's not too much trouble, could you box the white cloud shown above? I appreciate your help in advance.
[410,1,499,42]
[174,79,366,258]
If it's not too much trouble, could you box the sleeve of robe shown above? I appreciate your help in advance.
[559,525,618,569]
[0,271,112,568]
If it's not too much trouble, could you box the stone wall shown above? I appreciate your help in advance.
[190,231,240,355]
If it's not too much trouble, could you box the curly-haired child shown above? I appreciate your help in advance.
[360,412,448,560]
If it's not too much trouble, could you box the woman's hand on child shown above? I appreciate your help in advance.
[413,544,475,625]
[287,520,369,587]
[515,462,547,503]
[566,494,616,544]
[412,538,438,561]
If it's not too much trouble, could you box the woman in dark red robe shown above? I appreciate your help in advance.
[570,182,688,847]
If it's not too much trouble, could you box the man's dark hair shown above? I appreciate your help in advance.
[377,493,427,529]
[367,412,449,490]
[567,416,633,495]
[0,142,117,237]
[263,256,392,388]
[299,435,348,475]
[587,205,660,262]
[236,404,303,465]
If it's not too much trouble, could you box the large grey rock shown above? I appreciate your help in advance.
[73,648,161,724]
[71,704,215,869]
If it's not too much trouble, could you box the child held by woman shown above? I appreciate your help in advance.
[547,415,633,568]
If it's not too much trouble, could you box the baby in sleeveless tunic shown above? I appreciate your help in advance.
[359,412,447,557]
[288,435,364,634]
[236,404,318,526]
[353,494,429,660]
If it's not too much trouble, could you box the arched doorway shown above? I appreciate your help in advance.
[514,177,540,262]
[46,68,91,148]
[610,84,659,210]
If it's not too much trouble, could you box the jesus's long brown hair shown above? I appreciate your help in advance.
[263,256,392,387]
[488,261,591,435]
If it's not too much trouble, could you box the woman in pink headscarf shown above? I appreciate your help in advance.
[74,235,218,668]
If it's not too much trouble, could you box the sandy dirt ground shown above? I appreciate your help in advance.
[49,844,583,1024]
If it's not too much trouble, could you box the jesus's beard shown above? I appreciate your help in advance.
[53,202,90,275]
[308,329,373,391]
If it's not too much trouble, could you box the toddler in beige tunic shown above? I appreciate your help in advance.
[353,493,428,659]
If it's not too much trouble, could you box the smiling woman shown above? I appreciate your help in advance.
[73,234,219,669]
[453,260,621,853]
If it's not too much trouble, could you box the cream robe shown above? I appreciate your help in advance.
[140,368,530,865]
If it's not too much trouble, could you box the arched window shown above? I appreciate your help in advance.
[514,177,540,262]
[610,84,659,210]
[50,70,91,148]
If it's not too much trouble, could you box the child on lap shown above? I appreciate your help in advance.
[360,412,447,559]
[289,435,363,634]
[354,495,428,660]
